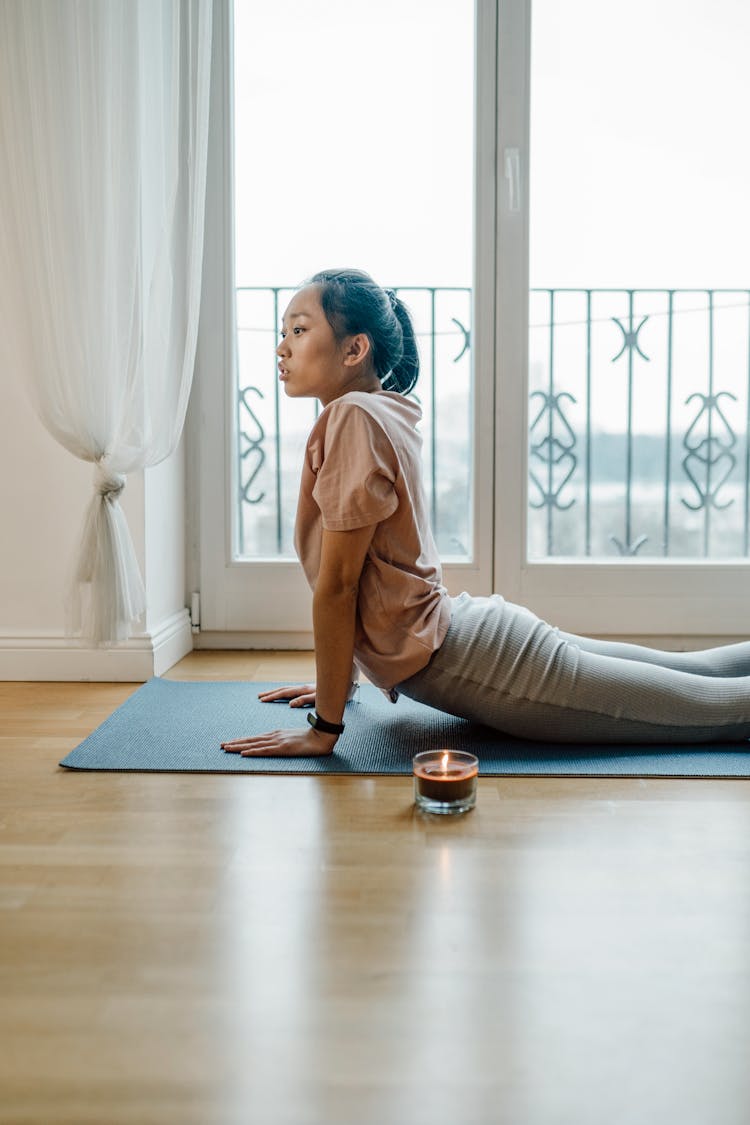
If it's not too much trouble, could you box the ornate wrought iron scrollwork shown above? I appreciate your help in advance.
[239,385,266,505]
[611,314,650,363]
[451,316,470,362]
[609,532,649,556]
[528,390,578,511]
[681,390,737,512]
[607,308,651,554]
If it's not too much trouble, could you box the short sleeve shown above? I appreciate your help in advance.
[311,403,399,531]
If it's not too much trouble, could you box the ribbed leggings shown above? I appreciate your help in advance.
[396,592,750,744]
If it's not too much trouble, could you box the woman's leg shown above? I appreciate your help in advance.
[397,593,750,744]
[555,628,750,677]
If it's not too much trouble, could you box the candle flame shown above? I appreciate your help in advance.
[441,752,449,773]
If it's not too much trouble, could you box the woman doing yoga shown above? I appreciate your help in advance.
[222,269,750,758]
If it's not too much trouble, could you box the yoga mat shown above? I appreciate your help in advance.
[59,678,750,777]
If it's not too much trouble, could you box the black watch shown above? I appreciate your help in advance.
[307,711,345,736]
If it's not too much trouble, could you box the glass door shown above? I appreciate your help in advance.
[495,0,750,639]
[195,0,495,640]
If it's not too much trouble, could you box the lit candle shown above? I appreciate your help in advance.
[413,750,478,815]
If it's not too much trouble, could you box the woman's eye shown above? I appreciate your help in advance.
[293,326,303,335]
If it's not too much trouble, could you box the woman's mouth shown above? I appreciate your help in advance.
[278,365,288,380]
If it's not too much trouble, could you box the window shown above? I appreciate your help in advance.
[232,0,477,563]
[193,0,750,644]
[194,0,493,638]
[504,0,750,639]
[528,0,750,562]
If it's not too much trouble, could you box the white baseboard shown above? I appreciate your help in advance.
[0,609,193,681]
[194,630,314,651]
[150,610,195,676]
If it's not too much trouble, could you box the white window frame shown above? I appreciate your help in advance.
[190,0,750,648]
[494,0,750,643]
[192,0,496,645]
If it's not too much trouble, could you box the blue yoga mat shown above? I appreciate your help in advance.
[58,678,750,777]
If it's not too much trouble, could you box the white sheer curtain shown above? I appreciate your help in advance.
[0,0,212,643]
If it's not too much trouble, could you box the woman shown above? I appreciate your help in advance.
[223,269,750,757]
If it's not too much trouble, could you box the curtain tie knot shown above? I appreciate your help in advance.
[94,462,126,501]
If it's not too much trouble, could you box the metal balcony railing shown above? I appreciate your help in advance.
[235,286,473,560]
[236,286,750,561]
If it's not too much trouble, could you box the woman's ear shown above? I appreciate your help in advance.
[343,333,371,366]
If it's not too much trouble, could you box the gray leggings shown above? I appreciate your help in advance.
[396,593,750,744]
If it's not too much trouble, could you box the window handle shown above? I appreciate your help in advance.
[504,147,521,212]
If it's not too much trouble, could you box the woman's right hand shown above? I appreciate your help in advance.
[258,683,316,708]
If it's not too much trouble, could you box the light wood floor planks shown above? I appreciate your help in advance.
[2,651,750,1125]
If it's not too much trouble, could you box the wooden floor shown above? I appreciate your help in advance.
[2,651,750,1125]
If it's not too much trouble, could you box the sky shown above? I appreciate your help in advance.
[233,0,473,289]
[530,0,750,290]
[233,0,750,293]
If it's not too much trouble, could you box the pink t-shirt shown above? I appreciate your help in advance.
[294,390,451,691]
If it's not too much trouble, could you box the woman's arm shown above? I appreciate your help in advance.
[222,523,376,757]
[312,523,375,726]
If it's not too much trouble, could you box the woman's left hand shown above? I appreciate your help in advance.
[221,727,337,758]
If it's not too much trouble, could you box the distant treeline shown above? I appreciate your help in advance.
[586,431,745,483]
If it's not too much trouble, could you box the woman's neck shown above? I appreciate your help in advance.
[320,370,382,406]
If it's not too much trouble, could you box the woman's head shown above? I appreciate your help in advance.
[306,268,420,395]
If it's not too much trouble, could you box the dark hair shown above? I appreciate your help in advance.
[306,268,420,395]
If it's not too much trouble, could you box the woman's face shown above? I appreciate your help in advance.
[276,284,378,405]
[276,285,347,405]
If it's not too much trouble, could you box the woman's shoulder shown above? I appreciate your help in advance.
[306,393,422,466]
[306,392,421,473]
[325,390,422,428]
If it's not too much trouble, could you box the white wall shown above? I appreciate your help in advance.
[0,369,192,680]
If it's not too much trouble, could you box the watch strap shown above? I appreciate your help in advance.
[307,711,345,736]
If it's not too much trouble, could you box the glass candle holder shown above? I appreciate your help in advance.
[413,750,478,815]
